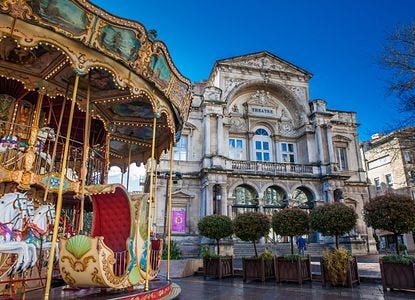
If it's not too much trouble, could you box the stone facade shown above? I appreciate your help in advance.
[361,127,415,251]
[154,52,376,254]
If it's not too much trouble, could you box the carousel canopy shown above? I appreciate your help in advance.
[0,0,191,167]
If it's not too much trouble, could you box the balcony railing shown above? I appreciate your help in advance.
[230,160,316,175]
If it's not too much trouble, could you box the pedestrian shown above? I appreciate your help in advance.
[297,236,306,255]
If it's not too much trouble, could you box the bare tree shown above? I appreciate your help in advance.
[382,22,415,117]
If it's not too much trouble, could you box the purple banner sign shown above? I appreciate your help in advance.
[171,207,186,233]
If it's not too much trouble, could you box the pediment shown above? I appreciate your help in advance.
[172,190,194,199]
[217,52,312,78]
[333,135,352,143]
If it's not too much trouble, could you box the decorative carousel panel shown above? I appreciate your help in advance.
[0,94,15,133]
[110,100,154,119]
[0,38,65,77]
[37,173,80,194]
[28,0,90,37]
[97,23,141,63]
[168,76,191,120]
[109,140,140,157]
[14,100,33,141]
[114,126,160,141]
[149,48,171,90]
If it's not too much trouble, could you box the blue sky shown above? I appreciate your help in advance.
[92,0,415,141]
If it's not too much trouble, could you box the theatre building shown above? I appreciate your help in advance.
[154,51,376,255]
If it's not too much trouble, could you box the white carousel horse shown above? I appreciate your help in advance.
[0,192,37,274]
[27,203,59,263]
[37,127,56,143]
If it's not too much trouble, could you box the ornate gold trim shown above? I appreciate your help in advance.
[61,255,96,272]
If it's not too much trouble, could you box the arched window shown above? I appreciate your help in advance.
[263,186,287,216]
[253,128,272,162]
[232,184,258,217]
[264,186,288,242]
[292,187,314,209]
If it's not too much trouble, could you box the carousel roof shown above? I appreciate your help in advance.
[0,0,191,166]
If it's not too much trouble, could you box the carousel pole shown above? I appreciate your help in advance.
[44,73,80,300]
[104,131,110,184]
[42,81,69,203]
[166,140,174,280]
[126,144,131,190]
[152,162,159,233]
[144,115,157,292]
[78,75,91,233]
[28,81,46,147]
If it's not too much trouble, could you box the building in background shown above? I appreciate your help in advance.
[361,126,415,252]
[153,52,376,256]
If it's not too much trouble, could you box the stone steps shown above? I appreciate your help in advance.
[233,243,327,258]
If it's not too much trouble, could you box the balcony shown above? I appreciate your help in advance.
[230,160,317,175]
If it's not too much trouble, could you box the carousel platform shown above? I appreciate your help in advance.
[23,280,180,300]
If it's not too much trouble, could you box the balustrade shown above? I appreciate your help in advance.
[230,159,315,175]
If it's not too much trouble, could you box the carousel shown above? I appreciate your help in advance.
[0,0,191,299]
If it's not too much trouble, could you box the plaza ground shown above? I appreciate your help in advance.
[172,254,415,300]
[174,276,414,300]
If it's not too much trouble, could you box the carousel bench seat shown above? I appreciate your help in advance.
[91,187,131,253]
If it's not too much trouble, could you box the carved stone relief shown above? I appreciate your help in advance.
[278,120,296,137]
[289,86,307,102]
[248,90,271,105]
[234,57,287,72]
[223,78,244,98]
[229,118,247,132]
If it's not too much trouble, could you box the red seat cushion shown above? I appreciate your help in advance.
[91,187,131,252]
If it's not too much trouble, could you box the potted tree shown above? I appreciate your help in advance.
[233,212,274,282]
[198,215,234,279]
[310,203,359,287]
[364,193,415,291]
[271,208,312,284]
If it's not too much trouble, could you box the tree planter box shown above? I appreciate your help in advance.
[243,257,276,282]
[276,256,312,284]
[321,256,360,287]
[380,260,415,291]
[203,257,234,279]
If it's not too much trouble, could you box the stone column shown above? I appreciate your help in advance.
[315,124,324,163]
[326,125,336,164]
[204,114,210,156]
[221,184,227,216]
[207,184,213,215]
[201,179,208,217]
[217,115,223,156]
[248,132,255,160]
[353,132,366,181]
